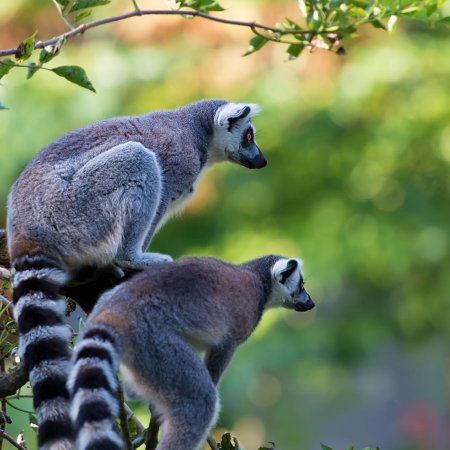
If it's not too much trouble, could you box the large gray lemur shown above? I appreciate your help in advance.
[7,99,265,450]
[69,255,314,450]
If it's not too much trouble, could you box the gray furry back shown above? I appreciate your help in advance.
[7,98,265,449]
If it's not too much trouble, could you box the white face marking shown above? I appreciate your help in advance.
[267,258,304,308]
[208,103,262,166]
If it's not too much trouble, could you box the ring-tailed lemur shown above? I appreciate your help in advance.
[68,255,314,450]
[7,99,265,450]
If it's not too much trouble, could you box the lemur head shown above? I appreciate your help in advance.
[268,258,314,312]
[209,102,266,169]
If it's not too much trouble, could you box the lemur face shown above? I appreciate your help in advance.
[210,103,267,169]
[269,258,315,312]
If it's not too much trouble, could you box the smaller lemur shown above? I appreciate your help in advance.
[68,255,314,450]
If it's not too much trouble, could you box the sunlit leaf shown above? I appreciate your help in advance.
[243,35,269,56]
[55,0,70,10]
[51,65,96,92]
[176,0,224,12]
[15,32,37,62]
[296,0,307,17]
[387,15,398,33]
[70,0,111,12]
[0,59,16,80]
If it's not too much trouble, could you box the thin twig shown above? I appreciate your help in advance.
[118,384,133,450]
[145,406,159,450]
[0,429,26,450]
[124,403,145,433]
[0,295,13,317]
[207,435,220,450]
[0,356,5,450]
[0,361,28,399]
[0,8,324,58]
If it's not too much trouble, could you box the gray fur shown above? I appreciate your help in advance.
[6,99,265,449]
[7,99,265,273]
[70,255,314,450]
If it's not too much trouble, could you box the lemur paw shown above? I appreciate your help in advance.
[115,252,173,270]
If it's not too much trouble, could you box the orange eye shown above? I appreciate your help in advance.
[246,132,252,142]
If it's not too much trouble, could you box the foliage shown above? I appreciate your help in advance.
[0,0,448,107]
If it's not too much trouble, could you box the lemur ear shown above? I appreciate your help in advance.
[215,103,261,131]
[272,258,300,284]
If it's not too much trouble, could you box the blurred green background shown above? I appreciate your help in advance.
[1,1,449,449]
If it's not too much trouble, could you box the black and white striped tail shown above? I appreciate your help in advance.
[12,255,74,449]
[68,324,123,450]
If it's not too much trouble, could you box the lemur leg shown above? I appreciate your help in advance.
[122,334,219,450]
[205,341,236,385]
[70,141,172,270]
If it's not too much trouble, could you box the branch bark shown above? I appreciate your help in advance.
[0,429,27,450]
[0,231,9,269]
[0,363,27,400]
[0,8,315,58]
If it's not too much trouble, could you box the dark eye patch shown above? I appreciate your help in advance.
[299,278,305,291]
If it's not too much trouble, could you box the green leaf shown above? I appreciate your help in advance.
[321,445,333,450]
[243,35,269,56]
[75,10,93,22]
[177,0,224,13]
[26,62,40,79]
[55,0,70,10]
[387,15,398,33]
[287,43,305,60]
[55,0,69,7]
[29,413,38,432]
[70,0,111,12]
[15,32,37,62]
[370,19,387,30]
[39,48,57,64]
[218,433,233,450]
[0,58,16,80]
[51,65,96,92]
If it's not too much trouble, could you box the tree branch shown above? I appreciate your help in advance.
[0,429,27,450]
[0,232,9,269]
[0,362,27,401]
[0,8,316,58]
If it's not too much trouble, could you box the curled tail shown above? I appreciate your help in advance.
[68,323,123,450]
[12,255,74,449]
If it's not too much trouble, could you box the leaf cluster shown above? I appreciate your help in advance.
[0,0,448,108]
[244,0,449,59]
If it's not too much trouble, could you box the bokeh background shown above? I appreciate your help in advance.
[1,1,449,449]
